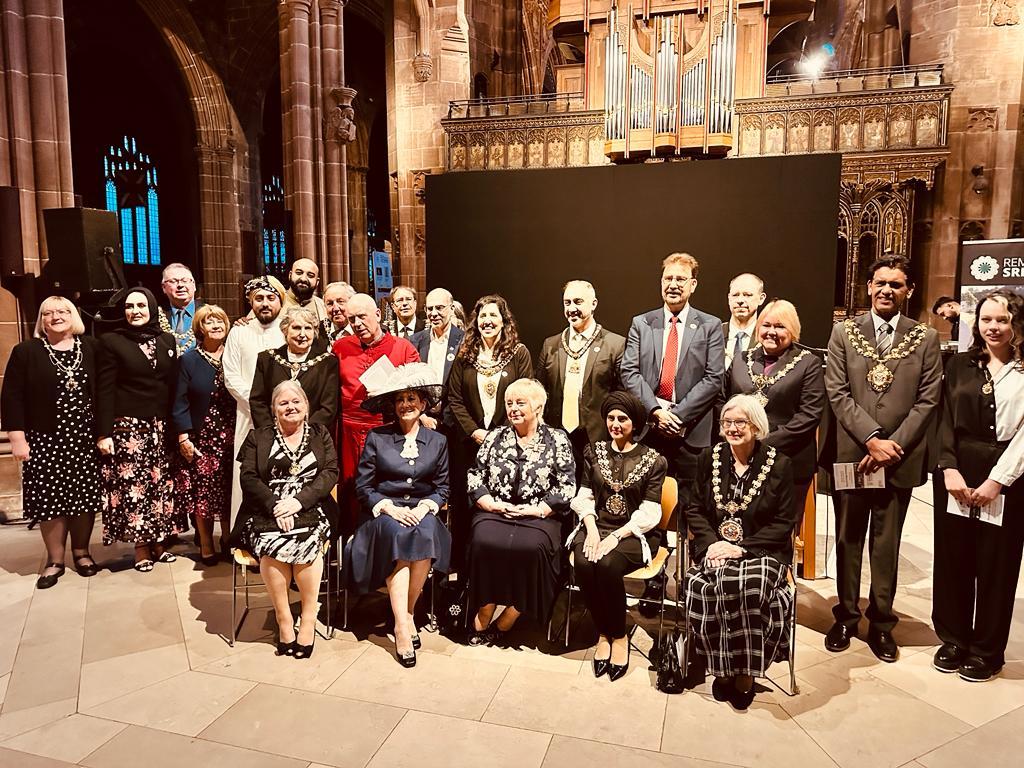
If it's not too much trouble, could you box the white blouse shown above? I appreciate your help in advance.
[476,350,499,428]
[990,364,1024,486]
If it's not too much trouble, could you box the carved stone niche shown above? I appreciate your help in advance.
[966,107,998,133]
[327,86,358,143]
[413,53,433,82]
[411,169,432,203]
[991,0,1020,26]
[959,219,988,241]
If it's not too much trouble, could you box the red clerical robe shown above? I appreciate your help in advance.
[333,333,419,533]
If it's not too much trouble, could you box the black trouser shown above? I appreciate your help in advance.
[832,486,912,632]
[571,542,645,640]
[932,476,1024,666]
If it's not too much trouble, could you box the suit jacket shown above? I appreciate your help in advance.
[230,422,340,544]
[411,325,465,427]
[1,336,100,434]
[249,344,340,431]
[824,312,942,488]
[728,344,826,481]
[96,331,178,436]
[355,424,450,516]
[536,325,626,445]
[447,343,533,443]
[621,305,725,448]
[722,320,758,365]
[171,346,221,433]
[160,299,206,355]
[685,442,796,564]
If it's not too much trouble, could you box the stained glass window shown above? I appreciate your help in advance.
[262,175,287,276]
[103,136,160,266]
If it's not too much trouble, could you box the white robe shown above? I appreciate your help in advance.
[222,319,286,522]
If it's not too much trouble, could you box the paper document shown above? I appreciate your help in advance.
[360,356,397,394]
[946,495,1004,527]
[833,463,885,490]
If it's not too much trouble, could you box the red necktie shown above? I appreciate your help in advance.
[657,316,679,400]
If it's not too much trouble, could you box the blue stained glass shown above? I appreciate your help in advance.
[121,207,135,264]
[103,136,160,267]
[105,179,117,212]
[134,206,148,265]
[147,187,160,265]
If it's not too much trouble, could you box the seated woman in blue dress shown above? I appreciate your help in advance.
[349,363,451,667]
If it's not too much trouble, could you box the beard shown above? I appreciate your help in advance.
[291,280,315,302]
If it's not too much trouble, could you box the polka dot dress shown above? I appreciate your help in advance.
[22,348,103,522]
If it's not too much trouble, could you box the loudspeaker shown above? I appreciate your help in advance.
[42,207,126,296]
[0,186,24,278]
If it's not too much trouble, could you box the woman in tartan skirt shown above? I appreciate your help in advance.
[684,394,798,710]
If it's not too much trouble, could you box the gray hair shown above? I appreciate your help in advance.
[720,394,770,439]
[271,379,309,411]
[161,262,193,281]
[504,378,548,414]
[279,306,321,337]
[324,281,355,299]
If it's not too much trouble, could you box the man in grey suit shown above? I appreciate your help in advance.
[824,256,942,662]
[537,280,626,474]
[622,252,726,483]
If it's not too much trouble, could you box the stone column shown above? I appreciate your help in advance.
[195,144,243,317]
[321,0,353,283]
[348,163,368,286]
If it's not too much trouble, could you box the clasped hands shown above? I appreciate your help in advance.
[581,528,619,562]
[652,408,684,437]
[703,540,744,569]
[943,469,1002,509]
[382,501,430,527]
[857,436,904,474]
[479,496,549,519]
[273,497,303,532]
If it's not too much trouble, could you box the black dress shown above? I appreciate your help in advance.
[466,424,576,621]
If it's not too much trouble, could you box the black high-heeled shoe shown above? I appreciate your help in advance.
[36,563,65,590]
[397,647,417,668]
[276,640,297,657]
[593,658,610,678]
[412,633,421,650]
[608,645,630,682]
[293,640,315,659]
[200,553,219,567]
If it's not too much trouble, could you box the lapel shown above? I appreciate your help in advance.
[887,314,917,377]
[675,308,699,383]
[582,326,604,384]
[648,309,665,374]
[443,328,463,380]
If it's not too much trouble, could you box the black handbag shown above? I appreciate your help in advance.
[656,629,686,694]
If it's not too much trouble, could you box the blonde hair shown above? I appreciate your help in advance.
[504,378,548,414]
[758,299,802,342]
[192,304,230,342]
[662,252,699,278]
[34,296,85,338]
[720,394,770,440]
[279,306,321,337]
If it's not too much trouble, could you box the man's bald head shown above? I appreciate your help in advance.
[345,293,382,343]
[424,288,454,333]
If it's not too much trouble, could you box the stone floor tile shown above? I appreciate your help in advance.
[0,674,8,706]
[662,692,838,768]
[198,638,365,693]
[0,713,127,763]
[19,573,90,643]
[2,628,83,713]
[200,683,405,767]
[0,745,79,768]
[483,665,666,749]
[916,705,1024,768]
[366,710,551,768]
[0,697,77,742]
[545,735,739,767]
[80,724,308,768]
[326,642,508,718]
[78,642,190,709]
[451,638,587,674]
[82,670,255,736]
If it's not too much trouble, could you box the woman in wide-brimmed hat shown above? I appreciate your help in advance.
[348,363,451,667]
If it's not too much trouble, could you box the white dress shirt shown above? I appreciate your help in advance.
[657,304,689,406]
[990,364,1024,486]
[725,317,757,365]
[427,324,452,381]
[561,321,598,426]
[870,310,902,341]
[396,318,418,339]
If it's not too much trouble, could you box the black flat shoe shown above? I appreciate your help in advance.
[729,687,756,711]
[593,658,610,678]
[36,563,65,590]
[711,676,734,702]
[293,641,315,659]
[200,554,219,567]
[958,655,1001,682]
[824,621,854,652]
[72,555,98,577]
[397,648,417,668]
[933,642,966,673]
[867,628,898,663]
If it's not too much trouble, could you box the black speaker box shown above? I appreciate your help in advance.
[0,186,24,278]
[42,207,126,296]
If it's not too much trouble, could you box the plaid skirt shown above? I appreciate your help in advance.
[685,556,793,678]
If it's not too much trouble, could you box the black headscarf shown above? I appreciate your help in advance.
[115,287,164,343]
[600,391,649,437]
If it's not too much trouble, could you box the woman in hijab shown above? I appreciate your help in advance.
[569,392,667,681]
[97,288,186,571]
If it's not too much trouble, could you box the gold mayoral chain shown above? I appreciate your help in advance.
[561,325,601,374]
[273,420,310,476]
[594,441,660,516]
[268,350,334,380]
[745,346,809,407]
[159,309,195,355]
[711,442,777,543]
[473,344,521,398]
[843,319,928,394]
[42,336,83,391]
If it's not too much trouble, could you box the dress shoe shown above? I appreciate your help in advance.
[932,642,966,673]
[824,621,854,652]
[729,686,756,711]
[72,555,98,577]
[397,648,416,668]
[592,658,610,678]
[711,676,734,702]
[867,629,898,663]
[35,563,65,590]
[608,661,629,682]
[412,633,421,650]
[958,655,1001,683]
[293,639,315,659]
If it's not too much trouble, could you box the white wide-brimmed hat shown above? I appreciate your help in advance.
[361,362,444,414]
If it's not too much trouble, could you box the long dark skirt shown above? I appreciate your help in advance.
[346,511,452,594]
[685,555,793,677]
[467,512,562,622]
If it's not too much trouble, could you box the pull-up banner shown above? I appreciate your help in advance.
[957,238,1024,351]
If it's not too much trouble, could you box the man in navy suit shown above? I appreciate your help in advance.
[411,287,465,430]
[622,252,726,484]
[159,263,204,356]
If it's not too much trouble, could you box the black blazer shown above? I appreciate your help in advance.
[249,345,340,431]
[1,336,100,434]
[230,422,341,544]
[727,344,826,482]
[685,442,796,564]
[447,344,533,443]
[96,332,178,436]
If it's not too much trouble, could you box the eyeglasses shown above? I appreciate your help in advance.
[720,418,751,429]
[162,278,194,286]
[662,275,694,284]
[42,309,72,318]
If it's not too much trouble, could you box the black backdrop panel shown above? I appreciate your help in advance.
[426,154,840,353]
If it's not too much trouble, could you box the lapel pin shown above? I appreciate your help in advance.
[447,353,455,361]
[689,323,697,330]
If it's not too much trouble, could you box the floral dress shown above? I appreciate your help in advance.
[102,338,184,544]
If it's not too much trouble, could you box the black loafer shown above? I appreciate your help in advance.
[933,642,966,673]
[36,563,65,590]
[73,555,98,577]
[593,658,610,678]
[867,629,898,663]
[824,621,854,652]
[711,676,734,702]
[959,655,1001,683]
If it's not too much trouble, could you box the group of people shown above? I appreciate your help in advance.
[4,251,1022,699]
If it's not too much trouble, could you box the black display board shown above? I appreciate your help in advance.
[426,154,841,353]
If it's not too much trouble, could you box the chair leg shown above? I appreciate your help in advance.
[564,581,573,648]
[426,568,439,633]
[230,561,237,647]
[789,578,799,695]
